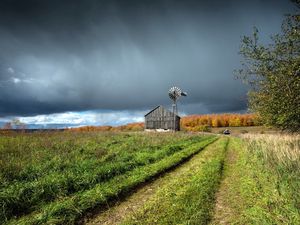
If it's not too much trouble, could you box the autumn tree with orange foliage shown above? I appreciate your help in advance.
[181,113,260,131]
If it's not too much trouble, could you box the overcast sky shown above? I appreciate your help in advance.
[0,0,296,127]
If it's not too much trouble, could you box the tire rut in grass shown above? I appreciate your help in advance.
[85,137,224,225]
[210,137,239,225]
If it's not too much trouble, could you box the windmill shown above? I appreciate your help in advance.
[168,86,187,131]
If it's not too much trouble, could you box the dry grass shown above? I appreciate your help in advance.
[242,133,300,170]
[237,134,300,224]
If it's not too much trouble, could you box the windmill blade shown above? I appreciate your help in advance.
[168,86,182,101]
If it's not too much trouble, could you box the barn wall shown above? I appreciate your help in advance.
[145,106,180,131]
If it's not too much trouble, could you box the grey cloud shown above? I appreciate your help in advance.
[0,0,295,117]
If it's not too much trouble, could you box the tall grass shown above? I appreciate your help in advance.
[242,134,300,171]
[240,134,300,224]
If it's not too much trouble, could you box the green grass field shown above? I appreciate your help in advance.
[0,131,299,224]
[0,132,216,224]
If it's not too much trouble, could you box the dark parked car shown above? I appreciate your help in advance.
[223,129,230,135]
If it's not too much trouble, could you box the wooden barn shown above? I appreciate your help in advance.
[144,105,180,131]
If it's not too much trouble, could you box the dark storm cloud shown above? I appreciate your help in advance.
[0,0,295,116]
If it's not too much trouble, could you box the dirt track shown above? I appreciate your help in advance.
[85,138,222,225]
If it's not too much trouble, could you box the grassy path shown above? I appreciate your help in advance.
[87,137,228,225]
[210,137,241,225]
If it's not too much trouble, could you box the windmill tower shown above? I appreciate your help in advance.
[168,86,187,131]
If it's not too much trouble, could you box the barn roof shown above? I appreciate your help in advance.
[144,105,180,118]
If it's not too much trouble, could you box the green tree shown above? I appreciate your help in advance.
[237,1,300,132]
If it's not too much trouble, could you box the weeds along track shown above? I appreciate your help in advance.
[0,132,217,225]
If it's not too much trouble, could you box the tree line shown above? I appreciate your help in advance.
[66,114,259,132]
